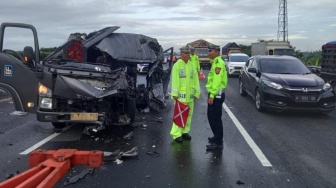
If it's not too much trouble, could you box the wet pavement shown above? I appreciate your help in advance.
[1,72,336,187]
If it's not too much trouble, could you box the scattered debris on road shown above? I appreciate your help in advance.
[104,147,138,161]
[83,125,105,135]
[146,151,160,158]
[9,111,27,116]
[236,180,245,185]
[114,159,123,165]
[63,168,94,187]
[123,131,134,140]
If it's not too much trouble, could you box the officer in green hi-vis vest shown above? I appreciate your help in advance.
[206,45,228,150]
[190,47,200,73]
[170,45,201,143]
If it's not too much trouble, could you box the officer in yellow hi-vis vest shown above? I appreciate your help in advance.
[205,45,228,150]
[190,47,200,73]
[170,45,201,143]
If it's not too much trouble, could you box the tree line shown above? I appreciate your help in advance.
[36,46,323,67]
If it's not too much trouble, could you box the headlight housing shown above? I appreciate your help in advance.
[39,84,53,109]
[39,84,52,97]
[323,83,331,91]
[263,80,283,90]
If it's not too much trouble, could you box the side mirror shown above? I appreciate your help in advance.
[311,68,317,73]
[247,67,257,73]
[248,67,261,77]
[23,46,36,68]
[310,68,320,75]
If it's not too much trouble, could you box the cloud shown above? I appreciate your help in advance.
[0,0,334,51]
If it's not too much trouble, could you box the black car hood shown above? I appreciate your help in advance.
[262,73,325,87]
[96,33,160,64]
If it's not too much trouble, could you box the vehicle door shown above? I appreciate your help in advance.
[248,58,260,94]
[0,23,41,113]
[147,47,174,111]
[242,58,253,93]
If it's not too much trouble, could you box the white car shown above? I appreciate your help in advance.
[226,53,249,76]
[137,63,149,73]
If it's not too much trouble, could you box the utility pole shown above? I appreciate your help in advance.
[277,0,288,42]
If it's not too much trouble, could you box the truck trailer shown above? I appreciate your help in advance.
[222,42,241,56]
[188,39,217,69]
[251,41,295,56]
[320,41,336,93]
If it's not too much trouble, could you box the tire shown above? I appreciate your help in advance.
[52,122,66,133]
[255,88,264,112]
[239,80,247,96]
[127,98,136,123]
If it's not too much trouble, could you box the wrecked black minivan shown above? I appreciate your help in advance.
[0,22,173,131]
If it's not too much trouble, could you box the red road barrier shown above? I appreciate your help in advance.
[0,149,103,188]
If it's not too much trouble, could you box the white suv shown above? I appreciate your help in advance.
[226,53,249,76]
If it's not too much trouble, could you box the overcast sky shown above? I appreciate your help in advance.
[0,0,335,52]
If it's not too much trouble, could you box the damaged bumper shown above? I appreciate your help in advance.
[36,110,105,125]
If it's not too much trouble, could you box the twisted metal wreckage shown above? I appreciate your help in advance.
[0,23,174,132]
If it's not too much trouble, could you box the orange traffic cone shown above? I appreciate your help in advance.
[199,68,205,79]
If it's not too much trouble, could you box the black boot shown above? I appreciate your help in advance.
[182,133,191,140]
[174,137,183,143]
[206,143,223,150]
[208,137,215,143]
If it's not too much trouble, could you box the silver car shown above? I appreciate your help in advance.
[227,53,249,76]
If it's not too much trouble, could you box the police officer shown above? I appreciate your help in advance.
[170,45,201,143]
[190,47,200,73]
[206,45,228,150]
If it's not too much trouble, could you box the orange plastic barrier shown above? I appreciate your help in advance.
[0,149,103,188]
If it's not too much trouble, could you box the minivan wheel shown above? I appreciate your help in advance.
[239,80,247,96]
[255,88,264,112]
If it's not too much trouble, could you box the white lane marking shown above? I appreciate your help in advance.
[20,125,73,155]
[223,103,272,167]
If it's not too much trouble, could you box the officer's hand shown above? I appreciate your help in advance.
[208,97,214,105]
[173,96,178,100]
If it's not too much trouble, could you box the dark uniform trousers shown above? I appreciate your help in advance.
[207,92,225,145]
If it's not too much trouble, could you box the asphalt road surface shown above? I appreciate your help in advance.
[0,70,335,188]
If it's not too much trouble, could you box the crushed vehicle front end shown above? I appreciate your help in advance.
[37,26,171,129]
[36,64,134,126]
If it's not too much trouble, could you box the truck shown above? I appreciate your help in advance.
[320,41,336,93]
[0,22,172,132]
[222,42,241,56]
[251,41,295,56]
[188,39,217,69]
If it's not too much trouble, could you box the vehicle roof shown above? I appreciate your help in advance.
[222,42,239,51]
[253,55,298,60]
[45,26,162,64]
[229,53,249,57]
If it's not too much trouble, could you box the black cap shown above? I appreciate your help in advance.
[208,45,220,52]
